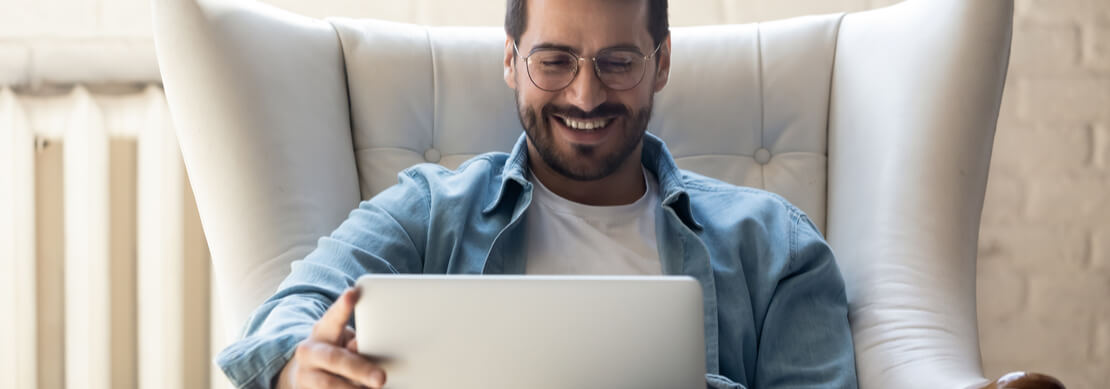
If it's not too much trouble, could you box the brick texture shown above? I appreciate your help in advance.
[1094,125,1109,169]
[1024,0,1110,23]
[1018,78,1110,123]
[1011,23,1082,76]
[1091,23,1110,71]
[1029,274,1110,318]
[981,317,1105,389]
[976,255,1029,321]
[1093,228,1110,271]
[980,173,1026,224]
[1096,320,1110,360]
[979,315,1094,371]
[0,0,1107,387]
[978,225,1091,274]
[1026,175,1110,223]
[990,125,1093,174]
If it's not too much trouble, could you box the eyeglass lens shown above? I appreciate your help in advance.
[526,50,647,91]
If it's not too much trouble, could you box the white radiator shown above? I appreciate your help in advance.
[0,85,231,389]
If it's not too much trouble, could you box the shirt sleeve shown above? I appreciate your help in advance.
[215,170,431,388]
[707,373,748,388]
[752,213,859,388]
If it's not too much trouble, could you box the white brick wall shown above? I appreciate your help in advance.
[2,0,1107,387]
[1021,79,1110,122]
[980,1,1110,387]
[1094,125,1109,169]
[1092,26,1110,71]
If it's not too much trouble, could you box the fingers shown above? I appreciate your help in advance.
[297,341,385,389]
[345,337,359,353]
[340,326,356,349]
[297,368,365,389]
[312,287,360,343]
[298,287,386,388]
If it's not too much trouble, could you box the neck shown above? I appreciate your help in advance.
[527,145,646,206]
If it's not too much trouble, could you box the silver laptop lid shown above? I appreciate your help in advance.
[354,274,705,389]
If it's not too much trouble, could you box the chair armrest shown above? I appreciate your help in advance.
[983,372,1065,389]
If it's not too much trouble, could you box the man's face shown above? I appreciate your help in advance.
[504,0,670,181]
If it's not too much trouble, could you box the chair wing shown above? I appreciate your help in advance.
[828,0,1013,388]
[153,0,360,339]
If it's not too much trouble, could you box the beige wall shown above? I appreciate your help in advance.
[979,1,1110,386]
[2,0,1108,388]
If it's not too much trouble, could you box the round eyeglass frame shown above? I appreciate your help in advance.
[513,41,664,92]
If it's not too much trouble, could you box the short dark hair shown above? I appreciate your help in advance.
[505,0,669,49]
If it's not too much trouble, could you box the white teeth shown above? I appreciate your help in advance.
[562,117,610,131]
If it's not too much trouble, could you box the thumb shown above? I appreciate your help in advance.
[311,287,360,343]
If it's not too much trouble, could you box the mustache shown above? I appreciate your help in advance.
[542,103,629,120]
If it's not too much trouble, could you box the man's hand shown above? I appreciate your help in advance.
[275,287,387,389]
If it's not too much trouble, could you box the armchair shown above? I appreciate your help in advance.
[151,0,1062,387]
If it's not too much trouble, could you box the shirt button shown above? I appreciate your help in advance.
[424,148,442,163]
[754,148,772,165]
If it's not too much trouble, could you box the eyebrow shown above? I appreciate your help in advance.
[528,42,645,55]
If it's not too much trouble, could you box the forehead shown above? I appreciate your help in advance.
[522,0,652,51]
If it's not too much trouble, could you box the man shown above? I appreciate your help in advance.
[217,0,858,388]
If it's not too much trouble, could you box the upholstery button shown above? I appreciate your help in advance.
[423,148,442,163]
[754,148,771,165]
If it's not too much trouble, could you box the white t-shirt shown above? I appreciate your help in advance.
[523,168,662,275]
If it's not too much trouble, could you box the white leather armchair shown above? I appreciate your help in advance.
[153,0,1059,387]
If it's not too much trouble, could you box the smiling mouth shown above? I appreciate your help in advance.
[552,114,615,132]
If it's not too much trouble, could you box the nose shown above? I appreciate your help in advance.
[562,61,607,114]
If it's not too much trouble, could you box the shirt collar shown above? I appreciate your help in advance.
[483,132,703,231]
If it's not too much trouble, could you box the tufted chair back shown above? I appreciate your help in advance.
[153,0,1014,387]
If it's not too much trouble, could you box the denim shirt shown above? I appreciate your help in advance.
[217,133,858,389]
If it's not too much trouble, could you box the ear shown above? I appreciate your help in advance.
[653,34,671,93]
[504,37,518,90]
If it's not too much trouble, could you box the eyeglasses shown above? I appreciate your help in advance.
[513,41,663,92]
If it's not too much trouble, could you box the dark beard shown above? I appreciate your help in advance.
[515,95,652,181]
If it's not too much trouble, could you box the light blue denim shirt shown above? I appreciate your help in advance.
[217,133,858,389]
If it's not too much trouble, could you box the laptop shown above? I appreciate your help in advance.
[354,274,705,389]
